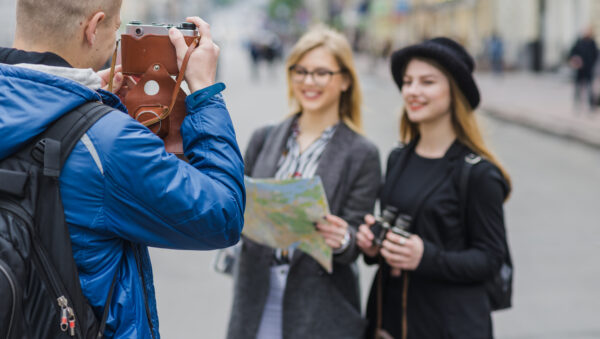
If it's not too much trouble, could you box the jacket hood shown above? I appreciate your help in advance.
[0,63,102,160]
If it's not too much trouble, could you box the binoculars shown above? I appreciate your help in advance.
[371,206,412,247]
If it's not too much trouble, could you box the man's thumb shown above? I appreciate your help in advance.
[169,27,187,59]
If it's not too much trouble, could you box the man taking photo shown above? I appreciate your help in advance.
[0,0,244,337]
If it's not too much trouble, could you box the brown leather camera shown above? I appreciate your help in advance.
[110,22,199,155]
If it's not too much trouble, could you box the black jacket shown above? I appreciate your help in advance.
[365,140,509,339]
[569,37,598,81]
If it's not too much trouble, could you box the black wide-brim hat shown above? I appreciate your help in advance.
[391,37,480,110]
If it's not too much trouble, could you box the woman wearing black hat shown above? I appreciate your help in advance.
[356,37,512,339]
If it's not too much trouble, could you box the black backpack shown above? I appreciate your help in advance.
[0,102,118,338]
[460,153,513,311]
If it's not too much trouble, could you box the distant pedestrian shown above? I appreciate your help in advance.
[569,27,598,110]
[227,26,381,339]
[487,32,504,75]
[356,37,513,339]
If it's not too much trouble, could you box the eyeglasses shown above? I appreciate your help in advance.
[289,65,345,87]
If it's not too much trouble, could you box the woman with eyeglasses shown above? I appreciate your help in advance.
[227,26,381,339]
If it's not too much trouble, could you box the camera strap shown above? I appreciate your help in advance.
[375,140,462,339]
[107,36,200,127]
[108,40,120,93]
[136,36,200,127]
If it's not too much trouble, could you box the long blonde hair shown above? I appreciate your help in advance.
[400,58,512,197]
[285,25,363,133]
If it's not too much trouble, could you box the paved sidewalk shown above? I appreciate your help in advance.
[476,72,600,148]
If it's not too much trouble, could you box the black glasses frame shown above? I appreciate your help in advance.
[288,65,346,86]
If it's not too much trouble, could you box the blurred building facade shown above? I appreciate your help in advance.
[120,0,212,28]
[0,1,16,47]
[351,0,600,71]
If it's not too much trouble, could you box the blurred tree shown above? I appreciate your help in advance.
[268,0,304,21]
[213,0,239,8]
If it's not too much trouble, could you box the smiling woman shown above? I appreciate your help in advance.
[401,59,452,127]
[356,37,513,339]
[227,26,381,339]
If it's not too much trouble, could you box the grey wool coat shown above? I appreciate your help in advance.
[227,116,382,339]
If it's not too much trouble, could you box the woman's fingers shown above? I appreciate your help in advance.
[324,237,341,249]
[381,235,425,270]
[324,214,347,226]
[356,226,373,247]
[316,222,346,236]
[358,224,374,241]
[386,232,411,246]
[381,240,412,258]
[364,214,375,225]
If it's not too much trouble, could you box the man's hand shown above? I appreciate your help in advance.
[98,65,123,93]
[169,16,219,93]
[569,55,583,69]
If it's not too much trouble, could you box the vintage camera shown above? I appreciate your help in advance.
[118,21,200,155]
[127,21,198,36]
[121,21,198,75]
[371,207,412,247]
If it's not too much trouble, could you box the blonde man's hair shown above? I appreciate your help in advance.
[285,25,363,134]
[16,0,121,47]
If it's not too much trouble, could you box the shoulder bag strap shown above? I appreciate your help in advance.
[459,153,481,226]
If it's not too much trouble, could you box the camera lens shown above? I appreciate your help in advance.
[135,28,143,36]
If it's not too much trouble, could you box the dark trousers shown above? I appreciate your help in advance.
[574,78,595,109]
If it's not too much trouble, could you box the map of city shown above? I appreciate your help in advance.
[243,176,333,272]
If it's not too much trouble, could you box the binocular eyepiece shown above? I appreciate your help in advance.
[371,206,412,247]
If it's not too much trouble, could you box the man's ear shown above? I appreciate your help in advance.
[85,12,106,46]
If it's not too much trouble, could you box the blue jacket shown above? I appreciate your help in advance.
[0,63,245,338]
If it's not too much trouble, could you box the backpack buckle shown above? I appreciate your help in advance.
[31,139,47,164]
[30,138,61,177]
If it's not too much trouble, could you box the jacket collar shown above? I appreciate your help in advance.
[13,63,102,90]
[0,47,71,67]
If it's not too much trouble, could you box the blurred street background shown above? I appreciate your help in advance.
[2,0,600,338]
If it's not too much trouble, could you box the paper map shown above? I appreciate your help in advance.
[243,176,332,272]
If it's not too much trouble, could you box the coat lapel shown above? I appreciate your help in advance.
[250,115,297,178]
[290,123,355,265]
[315,123,354,205]
[380,139,417,208]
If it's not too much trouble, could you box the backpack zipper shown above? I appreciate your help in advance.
[0,201,82,338]
[0,260,17,338]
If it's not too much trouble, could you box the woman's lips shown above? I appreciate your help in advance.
[408,102,425,111]
[302,90,322,100]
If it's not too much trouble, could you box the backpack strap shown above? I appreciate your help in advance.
[2,102,114,196]
[24,101,114,177]
[19,101,117,335]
